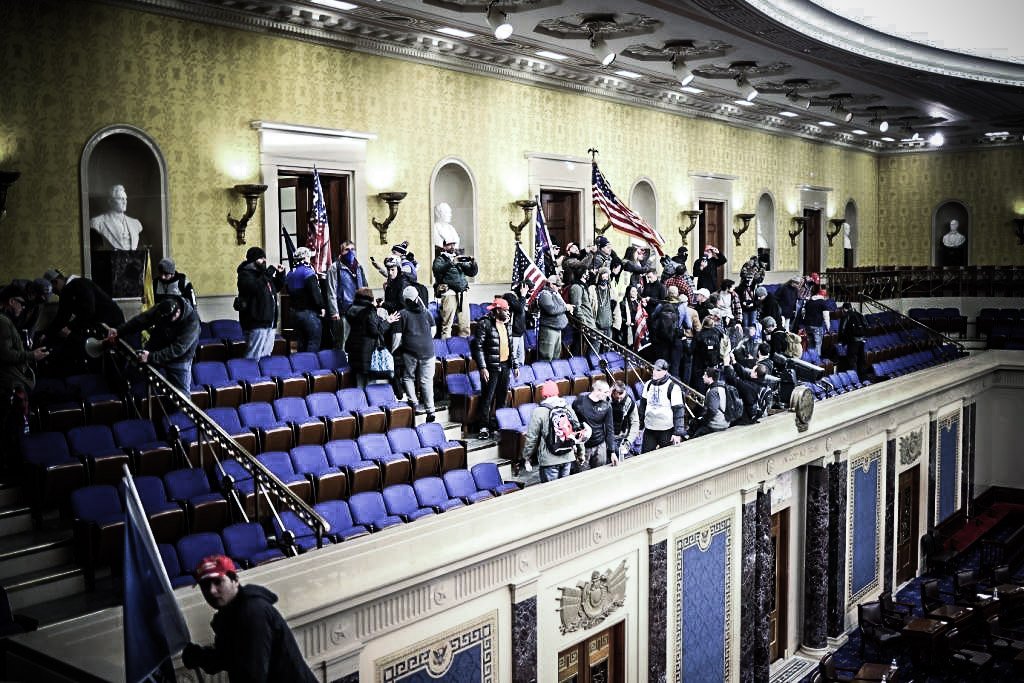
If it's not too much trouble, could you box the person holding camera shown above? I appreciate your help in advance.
[1,284,49,464]
[693,244,726,292]
[235,247,285,360]
[432,238,477,338]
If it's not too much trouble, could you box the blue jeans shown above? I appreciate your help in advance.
[162,362,191,394]
[245,327,275,360]
[292,309,322,353]
[807,325,825,356]
[539,462,572,482]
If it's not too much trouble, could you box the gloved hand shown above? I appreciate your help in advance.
[181,643,202,670]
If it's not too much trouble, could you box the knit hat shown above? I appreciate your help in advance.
[761,316,777,330]
[42,269,63,282]
[541,380,559,398]
[194,554,237,582]
[391,241,409,257]
[754,286,768,298]
[293,247,313,263]
[245,246,266,263]
[402,285,420,302]
[157,257,175,275]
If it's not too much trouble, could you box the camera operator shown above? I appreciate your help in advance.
[693,245,726,292]
[432,239,478,338]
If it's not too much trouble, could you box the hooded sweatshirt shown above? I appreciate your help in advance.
[522,395,581,467]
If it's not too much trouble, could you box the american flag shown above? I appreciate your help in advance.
[534,196,554,276]
[512,241,547,304]
[592,162,666,256]
[307,167,332,273]
[634,304,649,350]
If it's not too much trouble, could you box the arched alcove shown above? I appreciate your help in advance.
[933,200,970,267]
[755,191,776,271]
[843,199,858,268]
[80,125,168,298]
[629,178,658,230]
[430,158,477,262]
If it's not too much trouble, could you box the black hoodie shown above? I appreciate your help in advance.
[236,260,284,331]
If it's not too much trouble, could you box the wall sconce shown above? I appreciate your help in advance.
[788,215,807,246]
[679,210,702,241]
[0,170,21,222]
[227,183,268,245]
[372,192,407,244]
[826,218,845,246]
[733,213,755,246]
[508,199,536,242]
[1013,217,1024,245]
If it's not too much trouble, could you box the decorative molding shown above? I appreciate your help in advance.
[556,560,628,634]
[899,430,923,465]
[374,610,496,683]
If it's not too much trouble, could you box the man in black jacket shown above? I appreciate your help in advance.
[503,281,531,367]
[471,297,519,440]
[573,379,617,471]
[182,555,317,683]
[107,295,200,393]
[393,286,436,421]
[41,269,125,372]
[236,247,285,360]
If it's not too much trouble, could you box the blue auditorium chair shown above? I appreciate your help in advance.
[495,407,526,464]
[415,422,466,473]
[66,425,130,487]
[205,406,259,456]
[221,522,285,568]
[70,485,125,581]
[471,462,521,496]
[126,476,185,543]
[158,543,196,588]
[163,468,228,533]
[337,388,386,435]
[289,352,338,393]
[445,373,479,427]
[112,418,175,476]
[176,532,226,578]
[357,433,411,487]
[273,397,326,446]
[413,477,466,513]
[65,373,125,426]
[365,383,414,429]
[226,358,277,403]
[254,452,312,503]
[382,484,436,522]
[387,427,440,480]
[312,500,369,543]
[305,392,357,441]
[316,348,352,389]
[209,319,247,359]
[259,355,309,398]
[289,445,347,502]
[442,469,494,504]
[347,491,404,532]
[551,358,590,394]
[191,361,243,408]
[238,402,293,453]
[324,439,380,495]
[19,432,87,511]
[271,511,331,553]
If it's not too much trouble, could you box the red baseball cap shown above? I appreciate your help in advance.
[541,380,559,398]
[487,297,509,310]
[194,554,237,582]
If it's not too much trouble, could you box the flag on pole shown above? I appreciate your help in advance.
[534,196,554,276]
[307,167,332,273]
[141,249,155,345]
[512,242,548,304]
[123,465,190,683]
[591,162,666,256]
[634,304,649,351]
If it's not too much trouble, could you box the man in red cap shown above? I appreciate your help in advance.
[470,296,519,440]
[181,555,317,682]
[692,244,726,293]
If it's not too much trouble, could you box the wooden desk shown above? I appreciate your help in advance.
[928,603,973,628]
[996,584,1024,597]
[902,617,947,666]
[856,662,897,681]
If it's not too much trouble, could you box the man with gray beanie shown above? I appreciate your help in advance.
[236,246,285,360]
[154,257,197,309]
[106,295,200,393]
[390,285,436,421]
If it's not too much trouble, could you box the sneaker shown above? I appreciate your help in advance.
[426,412,436,423]
[478,427,490,440]
[523,460,533,472]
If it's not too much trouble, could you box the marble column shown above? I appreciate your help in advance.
[803,461,830,651]
[740,485,773,683]
[648,524,669,683]
[927,412,938,530]
[511,579,538,683]
[961,403,974,518]
[826,456,848,639]
[882,435,897,594]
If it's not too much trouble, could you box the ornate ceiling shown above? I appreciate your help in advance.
[113,0,1024,153]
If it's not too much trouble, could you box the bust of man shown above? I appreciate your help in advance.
[942,219,966,248]
[432,202,460,250]
[90,184,143,251]
[842,222,852,249]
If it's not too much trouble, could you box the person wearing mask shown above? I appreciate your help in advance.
[638,359,686,452]
[107,295,201,393]
[326,241,367,351]
[739,254,765,285]
[572,379,617,471]
[1,285,48,461]
[370,240,417,281]
[536,277,570,361]
[392,286,436,422]
[381,256,423,314]
[284,247,325,353]
[609,380,639,459]
[154,257,197,309]
[471,297,519,440]
[235,247,285,360]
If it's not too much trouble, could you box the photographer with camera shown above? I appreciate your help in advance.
[432,238,478,338]
[693,244,726,292]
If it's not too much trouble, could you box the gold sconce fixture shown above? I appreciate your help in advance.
[826,218,845,246]
[508,199,537,242]
[733,213,756,246]
[0,170,22,222]
[679,210,702,241]
[227,183,268,245]
[1013,217,1024,245]
[372,192,407,244]
[788,215,807,246]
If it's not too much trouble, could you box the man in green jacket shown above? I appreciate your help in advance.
[0,285,48,461]
[431,239,478,338]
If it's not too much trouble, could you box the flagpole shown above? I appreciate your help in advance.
[587,148,598,243]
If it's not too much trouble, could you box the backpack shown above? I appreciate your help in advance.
[750,383,775,422]
[784,331,803,358]
[697,328,722,364]
[654,304,680,341]
[545,405,578,455]
[723,384,745,425]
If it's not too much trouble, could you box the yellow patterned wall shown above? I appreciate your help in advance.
[1,1,1018,295]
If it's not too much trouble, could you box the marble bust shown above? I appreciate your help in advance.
[90,184,143,251]
[942,219,966,248]
[432,202,460,250]
[842,222,852,249]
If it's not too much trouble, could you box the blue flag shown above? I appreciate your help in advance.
[123,466,190,683]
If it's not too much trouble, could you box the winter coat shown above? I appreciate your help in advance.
[503,292,528,337]
[154,271,197,308]
[0,312,35,393]
[569,283,595,328]
[118,296,201,367]
[236,261,284,331]
[382,273,426,314]
[186,584,317,683]
[471,314,518,370]
[700,381,731,431]
[522,396,581,467]
[284,263,324,313]
[394,298,435,359]
[593,283,613,330]
[344,294,388,372]
[325,258,367,317]
[46,276,125,337]
[431,252,478,293]
[573,393,614,452]
[692,253,727,291]
[537,287,568,331]
[777,284,799,320]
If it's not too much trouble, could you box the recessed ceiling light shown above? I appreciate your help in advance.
[817,121,836,127]
[929,132,945,147]
[851,129,868,135]
[985,131,1010,137]
[778,111,799,118]
[614,70,641,79]
[881,136,895,142]
[536,50,568,61]
[311,0,357,9]
[437,27,474,38]
[681,86,703,94]
[733,99,754,107]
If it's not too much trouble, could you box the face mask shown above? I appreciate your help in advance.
[342,251,356,265]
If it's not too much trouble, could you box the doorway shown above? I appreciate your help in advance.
[557,621,625,683]
[699,200,726,279]
[541,190,581,249]
[277,170,351,264]
[770,508,789,662]
[802,208,822,275]
[896,466,920,584]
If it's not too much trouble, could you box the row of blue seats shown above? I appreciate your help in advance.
[190,351,351,407]
[871,346,960,380]
[907,307,968,335]
[801,370,872,401]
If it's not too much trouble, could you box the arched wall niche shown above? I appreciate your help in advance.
[932,199,970,267]
[842,199,858,268]
[79,124,169,298]
[629,178,658,230]
[755,191,776,271]
[429,157,478,266]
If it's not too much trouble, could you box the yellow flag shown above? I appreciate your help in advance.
[142,249,155,344]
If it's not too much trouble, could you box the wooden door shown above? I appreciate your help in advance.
[770,508,789,662]
[699,200,726,281]
[557,621,625,683]
[896,466,920,584]
[802,209,822,275]
[277,171,351,264]
[541,190,581,250]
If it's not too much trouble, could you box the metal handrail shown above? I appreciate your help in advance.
[103,328,330,542]
[856,293,966,355]
[566,312,705,412]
